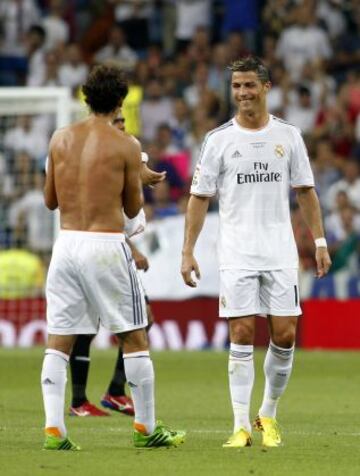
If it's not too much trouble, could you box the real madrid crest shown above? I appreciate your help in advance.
[274,144,285,158]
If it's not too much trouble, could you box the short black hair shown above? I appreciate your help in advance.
[28,24,46,41]
[228,56,270,83]
[82,64,128,114]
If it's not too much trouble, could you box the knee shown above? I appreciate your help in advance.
[229,319,255,345]
[271,329,296,348]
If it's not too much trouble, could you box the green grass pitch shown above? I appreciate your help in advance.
[1,348,360,476]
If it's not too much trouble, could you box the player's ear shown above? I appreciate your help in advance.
[264,81,272,93]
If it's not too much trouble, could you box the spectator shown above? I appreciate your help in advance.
[328,205,360,273]
[0,0,40,57]
[311,139,341,209]
[112,0,155,51]
[152,181,180,219]
[285,85,318,134]
[222,0,259,51]
[175,0,211,52]
[25,24,46,86]
[326,160,360,213]
[316,0,346,41]
[183,62,210,109]
[59,43,88,92]
[4,116,48,161]
[171,98,191,149]
[145,142,184,199]
[8,172,53,255]
[276,3,332,81]
[187,27,211,64]
[94,24,138,70]
[41,50,61,86]
[208,43,231,104]
[325,191,360,244]
[41,0,70,51]
[140,78,174,142]
[226,32,250,63]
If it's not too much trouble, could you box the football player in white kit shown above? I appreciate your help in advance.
[181,57,331,448]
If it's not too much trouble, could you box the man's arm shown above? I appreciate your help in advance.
[44,147,58,210]
[295,186,332,278]
[123,137,143,219]
[181,195,210,287]
[126,237,149,271]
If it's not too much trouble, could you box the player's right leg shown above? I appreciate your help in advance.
[119,328,185,448]
[222,316,255,448]
[219,270,260,448]
[41,334,80,450]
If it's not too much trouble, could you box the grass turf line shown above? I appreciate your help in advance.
[1,349,360,476]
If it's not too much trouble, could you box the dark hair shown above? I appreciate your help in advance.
[28,25,46,40]
[228,56,270,83]
[82,65,128,114]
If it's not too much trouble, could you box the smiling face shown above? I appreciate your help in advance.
[231,71,270,115]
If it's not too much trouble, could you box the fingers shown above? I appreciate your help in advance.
[315,250,332,278]
[181,257,200,287]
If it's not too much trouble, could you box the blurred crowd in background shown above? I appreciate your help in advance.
[0,0,359,296]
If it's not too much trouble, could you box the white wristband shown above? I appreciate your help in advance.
[141,152,149,163]
[315,237,327,248]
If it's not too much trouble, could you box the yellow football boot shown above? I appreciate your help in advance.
[253,415,282,447]
[222,428,252,448]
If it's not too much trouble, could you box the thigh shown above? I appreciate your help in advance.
[219,269,261,318]
[81,241,147,334]
[260,269,301,317]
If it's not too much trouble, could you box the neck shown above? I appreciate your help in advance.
[91,112,117,123]
[235,110,270,130]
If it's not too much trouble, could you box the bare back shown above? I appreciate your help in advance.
[44,116,143,232]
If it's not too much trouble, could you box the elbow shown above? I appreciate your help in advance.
[124,201,143,219]
[44,198,58,210]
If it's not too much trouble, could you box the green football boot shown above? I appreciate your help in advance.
[133,421,186,448]
[43,434,81,451]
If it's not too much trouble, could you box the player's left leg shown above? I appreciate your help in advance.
[101,300,153,415]
[119,328,186,448]
[255,269,300,446]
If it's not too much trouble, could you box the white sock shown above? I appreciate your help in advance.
[228,343,254,433]
[41,349,69,437]
[123,351,155,434]
[259,341,295,419]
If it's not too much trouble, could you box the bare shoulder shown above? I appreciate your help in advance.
[115,130,141,157]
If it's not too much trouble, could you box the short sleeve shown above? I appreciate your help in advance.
[290,129,315,188]
[190,134,221,196]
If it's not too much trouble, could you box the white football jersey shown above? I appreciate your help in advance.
[190,115,314,270]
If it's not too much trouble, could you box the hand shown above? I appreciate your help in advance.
[133,249,149,271]
[181,252,200,287]
[315,247,332,278]
[141,164,166,187]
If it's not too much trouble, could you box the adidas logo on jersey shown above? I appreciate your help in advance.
[231,150,242,158]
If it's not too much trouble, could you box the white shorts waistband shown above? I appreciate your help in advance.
[59,230,126,242]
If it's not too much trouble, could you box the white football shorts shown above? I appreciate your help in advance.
[219,269,301,318]
[46,230,147,335]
